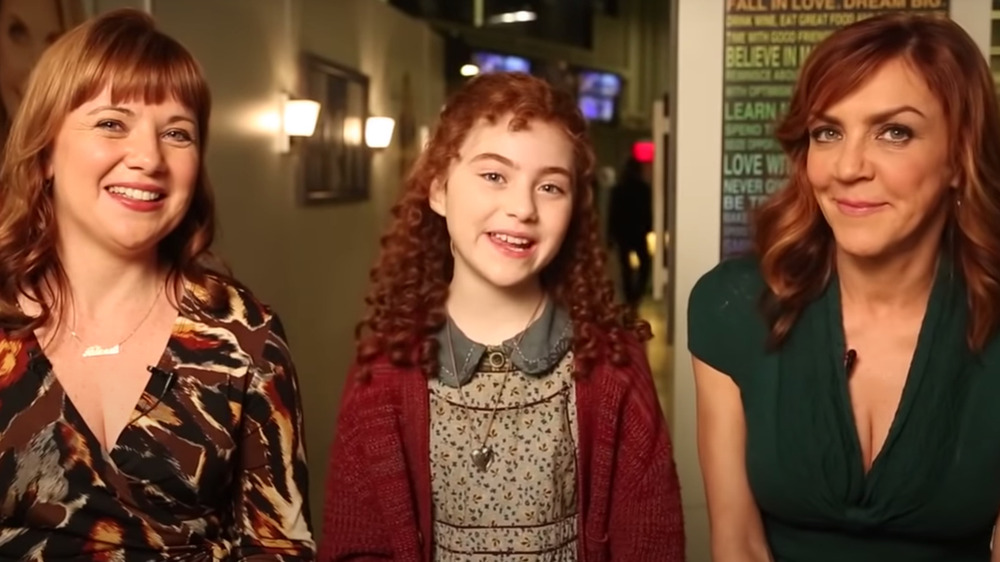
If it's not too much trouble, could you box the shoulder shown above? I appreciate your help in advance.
[346,357,419,403]
[687,256,769,379]
[180,276,282,362]
[336,358,419,429]
[586,335,660,411]
[688,255,765,315]
[0,329,32,380]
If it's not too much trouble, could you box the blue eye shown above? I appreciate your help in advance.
[879,125,912,143]
[165,129,195,143]
[809,127,840,143]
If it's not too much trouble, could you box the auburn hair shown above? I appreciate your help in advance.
[754,13,1000,351]
[0,8,228,334]
[355,72,650,380]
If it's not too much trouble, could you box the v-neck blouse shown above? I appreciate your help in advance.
[688,256,1000,562]
[0,281,314,560]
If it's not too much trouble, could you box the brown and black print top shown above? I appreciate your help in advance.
[0,281,314,561]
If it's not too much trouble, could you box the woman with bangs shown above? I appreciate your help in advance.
[0,9,313,561]
[319,72,684,561]
[690,13,1000,562]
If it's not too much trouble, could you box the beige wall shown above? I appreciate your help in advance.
[670,1,991,560]
[92,0,447,533]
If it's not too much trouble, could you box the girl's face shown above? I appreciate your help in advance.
[429,114,575,294]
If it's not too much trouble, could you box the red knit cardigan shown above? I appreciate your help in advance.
[318,339,685,561]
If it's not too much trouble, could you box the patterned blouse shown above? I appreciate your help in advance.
[0,281,314,561]
[430,302,578,561]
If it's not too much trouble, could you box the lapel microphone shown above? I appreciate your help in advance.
[146,365,177,393]
[844,349,858,377]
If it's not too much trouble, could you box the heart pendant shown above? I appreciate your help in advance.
[470,446,494,472]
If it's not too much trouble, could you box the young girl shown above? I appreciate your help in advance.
[319,72,684,561]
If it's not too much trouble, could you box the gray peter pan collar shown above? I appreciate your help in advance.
[434,299,573,388]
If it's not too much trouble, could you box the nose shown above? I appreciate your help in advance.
[504,183,538,222]
[831,137,873,184]
[124,128,166,175]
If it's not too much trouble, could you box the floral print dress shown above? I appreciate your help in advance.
[429,302,578,561]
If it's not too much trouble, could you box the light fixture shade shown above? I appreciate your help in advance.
[284,99,321,137]
[486,10,537,24]
[365,116,395,149]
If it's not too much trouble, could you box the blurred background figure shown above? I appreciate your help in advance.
[608,155,653,310]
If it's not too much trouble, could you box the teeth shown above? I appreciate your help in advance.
[106,186,161,202]
[492,233,531,246]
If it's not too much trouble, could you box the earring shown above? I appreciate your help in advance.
[449,239,456,255]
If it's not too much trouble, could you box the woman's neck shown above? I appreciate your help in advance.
[836,243,939,315]
[446,274,546,345]
[51,240,164,324]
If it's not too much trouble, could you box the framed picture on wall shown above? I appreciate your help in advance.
[297,53,371,205]
[0,0,89,151]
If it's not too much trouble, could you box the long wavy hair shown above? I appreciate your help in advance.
[356,72,650,380]
[0,8,228,334]
[754,13,1000,352]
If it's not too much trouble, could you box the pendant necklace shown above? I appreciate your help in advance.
[69,283,164,358]
[445,295,545,473]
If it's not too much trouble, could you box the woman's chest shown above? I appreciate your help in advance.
[741,352,1000,538]
[0,357,250,521]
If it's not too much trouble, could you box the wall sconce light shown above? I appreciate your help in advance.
[365,116,395,150]
[486,10,537,25]
[278,92,321,153]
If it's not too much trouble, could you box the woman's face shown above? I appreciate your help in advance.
[0,0,63,119]
[806,57,957,261]
[47,86,201,261]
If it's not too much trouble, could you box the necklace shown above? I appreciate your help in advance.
[444,295,545,473]
[69,283,163,358]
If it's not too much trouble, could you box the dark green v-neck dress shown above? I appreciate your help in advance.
[688,256,1000,562]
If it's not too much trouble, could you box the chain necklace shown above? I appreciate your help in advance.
[69,283,163,358]
[445,295,545,473]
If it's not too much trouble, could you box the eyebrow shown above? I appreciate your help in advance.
[469,152,572,178]
[86,105,197,126]
[815,105,926,126]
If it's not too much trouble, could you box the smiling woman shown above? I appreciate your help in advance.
[0,8,314,561]
[689,12,1000,562]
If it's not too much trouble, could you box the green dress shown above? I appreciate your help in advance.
[688,256,1000,562]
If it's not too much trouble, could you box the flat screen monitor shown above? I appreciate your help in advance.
[472,51,531,74]
[577,69,621,123]
[578,95,615,122]
[578,70,621,97]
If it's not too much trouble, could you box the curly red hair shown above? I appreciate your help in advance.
[355,72,650,380]
[754,13,1000,351]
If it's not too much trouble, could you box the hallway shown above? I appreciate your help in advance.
[640,297,675,429]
